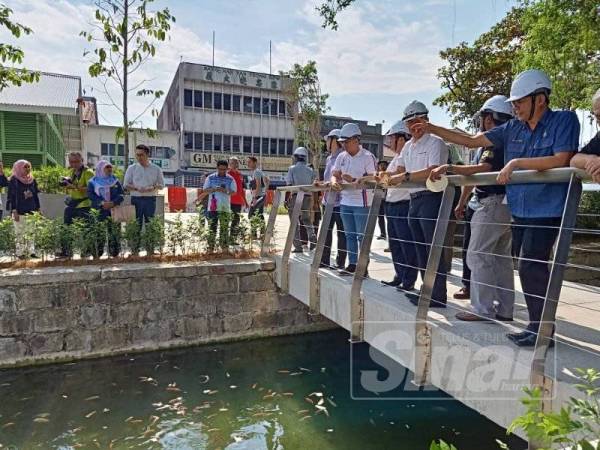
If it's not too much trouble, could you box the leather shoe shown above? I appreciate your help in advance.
[495,315,513,322]
[506,330,532,342]
[453,287,470,300]
[338,264,356,276]
[382,279,401,287]
[319,263,329,269]
[291,248,303,253]
[409,296,447,308]
[455,311,492,322]
[512,334,555,348]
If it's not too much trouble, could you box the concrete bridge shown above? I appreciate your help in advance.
[262,168,600,445]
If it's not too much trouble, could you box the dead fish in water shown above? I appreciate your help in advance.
[1,382,10,387]
[139,377,158,385]
[277,369,290,374]
[299,415,311,421]
[199,375,210,384]
[218,408,229,412]
[309,392,323,398]
[85,411,96,419]
[2,422,15,428]
[289,372,302,376]
[125,416,134,422]
[85,395,100,401]
[297,409,310,415]
[282,392,294,397]
[304,397,314,404]
[207,428,220,432]
[327,398,337,407]
[229,385,237,389]
[36,413,51,418]
[103,408,110,413]
[149,416,159,426]
[369,418,376,426]
[251,383,258,389]
[33,417,49,423]
[299,367,311,372]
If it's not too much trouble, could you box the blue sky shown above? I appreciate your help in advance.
[0,0,525,130]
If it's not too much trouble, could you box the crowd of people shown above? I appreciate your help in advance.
[285,69,600,348]
[0,144,164,259]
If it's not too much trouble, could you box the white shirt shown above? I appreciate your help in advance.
[397,133,448,192]
[124,162,165,197]
[386,152,412,202]
[332,147,377,207]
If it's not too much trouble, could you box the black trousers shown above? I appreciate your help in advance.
[512,216,561,332]
[230,204,242,241]
[461,205,474,290]
[321,206,347,268]
[378,202,386,237]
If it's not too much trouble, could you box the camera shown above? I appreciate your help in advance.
[59,176,72,187]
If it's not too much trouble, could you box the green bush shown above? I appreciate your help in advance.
[142,217,164,255]
[32,166,69,194]
[577,190,600,230]
[0,218,16,256]
[124,220,142,255]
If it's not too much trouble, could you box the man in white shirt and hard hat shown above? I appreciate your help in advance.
[331,122,377,276]
[388,101,450,307]
[316,128,347,269]
[285,146,317,253]
[429,95,515,322]
[379,120,418,291]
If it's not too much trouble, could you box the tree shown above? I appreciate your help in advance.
[81,0,175,169]
[0,4,39,91]
[281,61,329,170]
[433,7,525,126]
[316,0,357,30]
[516,0,600,111]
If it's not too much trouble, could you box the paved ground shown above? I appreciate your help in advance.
[271,214,600,364]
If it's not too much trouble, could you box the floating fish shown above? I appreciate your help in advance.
[277,369,290,374]
[282,392,294,397]
[297,409,309,415]
[299,367,311,372]
[229,385,237,389]
[251,383,257,389]
[103,408,110,413]
[2,422,15,428]
[299,415,311,421]
[85,411,96,419]
[304,397,314,404]
[327,398,337,407]
[33,417,49,423]
[85,395,100,401]
[309,392,323,398]
[199,375,210,384]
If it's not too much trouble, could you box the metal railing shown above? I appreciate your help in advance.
[261,167,596,425]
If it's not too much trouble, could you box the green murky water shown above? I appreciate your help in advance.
[0,330,524,449]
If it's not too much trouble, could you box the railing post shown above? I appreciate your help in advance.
[309,190,335,315]
[280,191,305,293]
[350,187,384,342]
[261,190,282,257]
[414,184,455,386]
[529,174,582,432]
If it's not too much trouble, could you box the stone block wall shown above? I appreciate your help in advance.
[0,259,335,368]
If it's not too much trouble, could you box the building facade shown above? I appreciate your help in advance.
[82,125,180,184]
[158,62,295,182]
[0,72,83,168]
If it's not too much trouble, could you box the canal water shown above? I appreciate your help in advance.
[0,330,525,449]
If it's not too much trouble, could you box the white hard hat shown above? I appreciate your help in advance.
[338,123,362,141]
[386,120,411,136]
[325,128,341,140]
[402,101,429,122]
[506,69,552,102]
[479,95,513,116]
[293,147,309,158]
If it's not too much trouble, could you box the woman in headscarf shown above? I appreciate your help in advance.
[8,160,40,259]
[87,160,124,257]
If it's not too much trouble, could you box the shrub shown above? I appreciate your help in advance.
[142,217,164,255]
[576,190,600,230]
[32,166,69,194]
[27,212,60,260]
[0,218,16,257]
[123,220,142,255]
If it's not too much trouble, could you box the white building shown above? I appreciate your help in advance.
[82,124,180,184]
[158,62,295,182]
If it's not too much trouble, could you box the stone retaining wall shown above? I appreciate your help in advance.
[0,259,336,368]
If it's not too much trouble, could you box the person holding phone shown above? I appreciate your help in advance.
[202,160,237,252]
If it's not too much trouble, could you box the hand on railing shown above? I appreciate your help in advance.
[497,160,516,184]
[430,164,449,181]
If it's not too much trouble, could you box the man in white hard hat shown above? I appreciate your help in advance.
[571,87,600,182]
[388,101,450,307]
[316,129,347,269]
[285,146,317,253]
[380,121,418,290]
[414,69,580,346]
[430,95,515,322]
[331,122,377,276]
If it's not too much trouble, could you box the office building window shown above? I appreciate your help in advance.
[286,139,294,155]
[214,134,222,151]
[204,91,213,109]
[184,132,193,150]
[243,96,253,113]
[223,135,231,152]
[233,95,241,112]
[117,144,125,156]
[204,133,213,151]
[184,89,193,107]
[270,99,277,116]
[213,92,222,110]
[232,135,240,152]
[194,132,203,150]
[270,138,277,155]
[261,98,270,115]
[243,136,252,153]
[279,100,286,117]
[261,137,269,155]
[252,137,260,154]
[223,94,231,111]
[278,139,286,156]
[253,97,261,114]
[194,90,202,108]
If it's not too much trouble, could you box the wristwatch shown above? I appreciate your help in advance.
[404,172,411,182]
